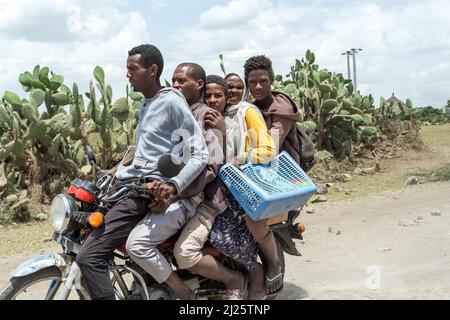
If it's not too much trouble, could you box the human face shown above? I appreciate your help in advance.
[172,66,203,106]
[247,69,272,102]
[126,54,156,97]
[225,76,244,106]
[204,83,227,114]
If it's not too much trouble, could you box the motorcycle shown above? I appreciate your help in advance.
[0,149,305,300]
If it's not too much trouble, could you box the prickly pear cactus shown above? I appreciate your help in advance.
[110,97,130,122]
[273,50,387,159]
[45,113,72,137]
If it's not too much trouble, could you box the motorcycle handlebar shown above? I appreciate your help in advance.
[122,183,148,192]
[99,183,153,203]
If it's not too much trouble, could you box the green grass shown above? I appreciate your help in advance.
[421,124,450,150]
[313,124,450,203]
[409,163,450,182]
[0,220,58,258]
[1,124,450,256]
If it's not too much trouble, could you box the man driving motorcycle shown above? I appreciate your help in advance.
[76,44,209,300]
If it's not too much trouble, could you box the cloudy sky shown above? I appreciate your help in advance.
[0,0,449,108]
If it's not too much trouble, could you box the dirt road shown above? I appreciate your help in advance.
[1,181,450,300]
[279,181,450,300]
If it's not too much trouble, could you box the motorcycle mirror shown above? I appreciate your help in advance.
[86,146,100,171]
[157,154,185,178]
[86,146,96,164]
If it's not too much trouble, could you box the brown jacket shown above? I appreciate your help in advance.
[104,102,228,212]
[259,91,303,164]
[178,102,228,212]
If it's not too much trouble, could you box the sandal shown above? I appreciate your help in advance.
[265,272,283,294]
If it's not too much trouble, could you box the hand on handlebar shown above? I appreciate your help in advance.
[147,181,177,199]
[147,181,178,213]
[147,180,161,196]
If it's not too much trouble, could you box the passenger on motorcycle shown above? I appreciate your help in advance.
[173,73,249,299]
[76,44,209,300]
[207,73,277,299]
[243,55,304,295]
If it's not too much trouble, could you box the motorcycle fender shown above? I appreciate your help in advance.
[10,253,71,278]
[271,224,302,256]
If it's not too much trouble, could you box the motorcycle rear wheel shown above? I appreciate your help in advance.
[0,267,89,300]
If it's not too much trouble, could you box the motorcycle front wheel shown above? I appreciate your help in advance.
[0,267,89,300]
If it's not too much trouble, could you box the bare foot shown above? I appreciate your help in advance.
[248,263,266,300]
[165,271,195,300]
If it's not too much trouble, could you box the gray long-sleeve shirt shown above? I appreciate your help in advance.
[115,88,209,194]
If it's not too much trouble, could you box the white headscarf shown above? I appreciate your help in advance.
[223,73,265,160]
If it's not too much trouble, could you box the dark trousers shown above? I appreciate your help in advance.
[76,196,149,300]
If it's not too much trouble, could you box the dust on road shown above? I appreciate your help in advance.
[1,182,449,300]
[279,181,450,300]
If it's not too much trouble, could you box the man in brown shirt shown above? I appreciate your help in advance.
[172,64,247,297]
[243,55,303,295]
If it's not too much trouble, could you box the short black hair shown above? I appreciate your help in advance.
[128,44,164,79]
[177,62,206,96]
[243,55,274,85]
[206,74,228,98]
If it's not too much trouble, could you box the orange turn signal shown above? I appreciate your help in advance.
[298,223,306,233]
[88,212,104,228]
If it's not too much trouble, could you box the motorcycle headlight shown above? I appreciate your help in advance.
[51,194,77,232]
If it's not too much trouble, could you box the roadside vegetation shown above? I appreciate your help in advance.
[1,124,449,257]
[1,50,429,224]
[1,49,449,255]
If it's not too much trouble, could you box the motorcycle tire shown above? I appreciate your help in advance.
[0,266,89,300]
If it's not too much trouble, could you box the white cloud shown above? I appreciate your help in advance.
[168,0,450,107]
[198,0,270,29]
[0,0,148,101]
[1,0,449,108]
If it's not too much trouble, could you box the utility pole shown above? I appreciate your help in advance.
[341,50,352,80]
[350,48,362,92]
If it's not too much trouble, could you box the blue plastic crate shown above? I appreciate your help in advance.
[219,151,317,221]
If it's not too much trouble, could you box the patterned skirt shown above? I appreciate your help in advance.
[209,196,259,271]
